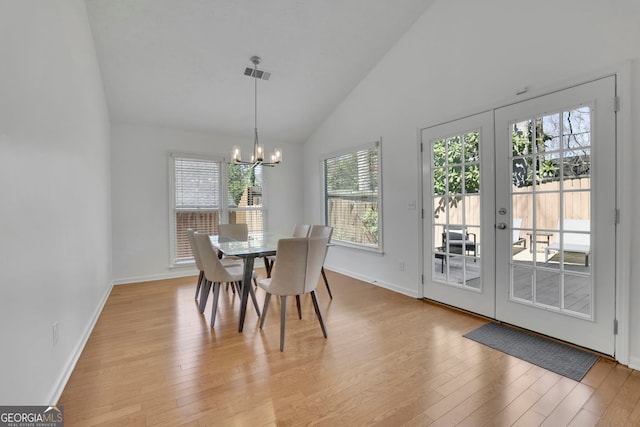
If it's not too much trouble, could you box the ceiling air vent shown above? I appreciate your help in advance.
[243,66,271,80]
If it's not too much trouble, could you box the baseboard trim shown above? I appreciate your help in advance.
[324,264,419,298]
[49,280,114,404]
[628,356,640,371]
[113,269,199,285]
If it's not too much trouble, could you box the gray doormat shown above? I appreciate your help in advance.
[463,322,599,381]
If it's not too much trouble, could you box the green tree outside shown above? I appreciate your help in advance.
[228,164,257,206]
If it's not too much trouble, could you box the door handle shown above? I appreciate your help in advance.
[496,223,507,230]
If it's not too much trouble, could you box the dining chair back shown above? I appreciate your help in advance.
[258,236,329,351]
[308,225,334,298]
[187,229,205,300]
[218,223,249,242]
[292,223,311,238]
[265,224,310,277]
[217,223,249,271]
[194,232,261,327]
[264,238,308,296]
[308,224,333,240]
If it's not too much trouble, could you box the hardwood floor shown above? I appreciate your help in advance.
[59,270,639,426]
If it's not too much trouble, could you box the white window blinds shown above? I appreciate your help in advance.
[175,158,221,210]
[172,156,222,263]
[323,141,382,251]
[170,154,267,266]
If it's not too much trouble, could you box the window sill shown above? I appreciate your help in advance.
[331,240,384,254]
[169,260,196,270]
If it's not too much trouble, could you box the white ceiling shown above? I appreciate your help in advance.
[85,0,435,145]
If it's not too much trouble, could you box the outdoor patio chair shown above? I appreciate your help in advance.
[442,226,477,257]
[513,218,526,248]
[544,219,590,266]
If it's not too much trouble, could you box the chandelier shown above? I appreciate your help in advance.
[231,56,282,168]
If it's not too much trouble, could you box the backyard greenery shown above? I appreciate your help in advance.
[228,164,259,206]
[325,148,379,245]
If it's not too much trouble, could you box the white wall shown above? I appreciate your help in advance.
[628,61,640,368]
[304,0,640,361]
[0,0,112,404]
[110,123,304,283]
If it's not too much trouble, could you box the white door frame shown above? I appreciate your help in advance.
[417,65,631,365]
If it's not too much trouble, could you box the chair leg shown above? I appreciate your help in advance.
[321,267,332,299]
[226,281,237,295]
[195,270,204,300]
[264,257,274,278]
[296,295,302,319]
[210,282,222,328]
[199,280,211,313]
[259,293,271,329]
[310,290,328,338]
[280,295,287,351]
[248,282,261,317]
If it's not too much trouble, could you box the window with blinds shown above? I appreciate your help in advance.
[170,154,265,265]
[323,140,382,252]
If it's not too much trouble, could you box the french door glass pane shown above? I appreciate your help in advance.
[431,131,481,290]
[564,274,591,316]
[512,265,533,302]
[509,106,594,318]
[535,270,561,308]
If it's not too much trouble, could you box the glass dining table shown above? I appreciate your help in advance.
[210,232,288,332]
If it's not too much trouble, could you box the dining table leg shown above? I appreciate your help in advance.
[238,255,255,332]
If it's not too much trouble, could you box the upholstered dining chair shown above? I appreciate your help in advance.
[187,229,206,301]
[218,223,249,242]
[217,223,258,288]
[194,232,261,328]
[188,229,242,298]
[308,225,334,299]
[265,224,310,278]
[258,236,329,351]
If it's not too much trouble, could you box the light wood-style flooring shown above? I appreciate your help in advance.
[59,270,640,426]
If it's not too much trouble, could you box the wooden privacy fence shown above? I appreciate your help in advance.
[435,178,590,248]
[327,199,378,246]
[175,187,264,261]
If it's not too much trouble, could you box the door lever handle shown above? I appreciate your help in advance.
[496,223,507,230]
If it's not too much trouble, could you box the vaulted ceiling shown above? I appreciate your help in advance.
[85,0,435,144]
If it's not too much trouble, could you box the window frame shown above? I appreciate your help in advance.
[321,140,383,253]
[168,152,267,267]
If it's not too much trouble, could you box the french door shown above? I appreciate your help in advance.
[422,111,495,318]
[423,77,616,355]
[495,77,616,355]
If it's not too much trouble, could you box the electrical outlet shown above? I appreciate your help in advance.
[52,322,59,346]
